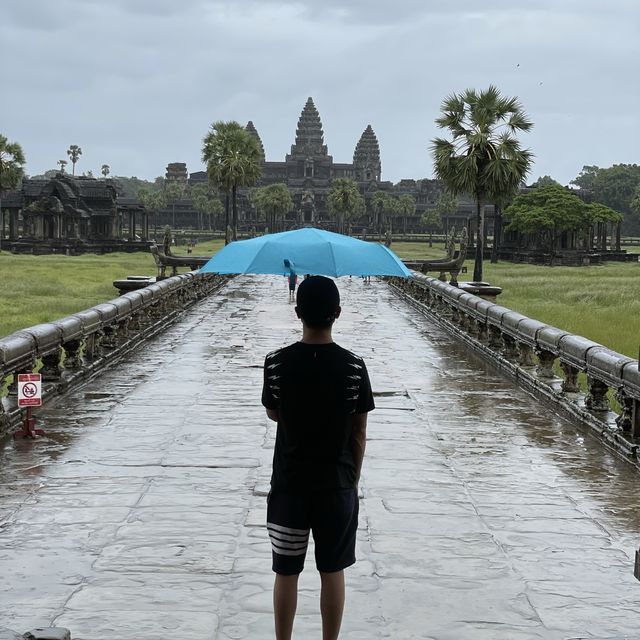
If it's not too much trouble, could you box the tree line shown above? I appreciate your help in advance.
[3,89,640,272]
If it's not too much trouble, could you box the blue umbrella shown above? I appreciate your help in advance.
[199,227,412,278]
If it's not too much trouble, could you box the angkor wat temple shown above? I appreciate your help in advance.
[187,97,467,231]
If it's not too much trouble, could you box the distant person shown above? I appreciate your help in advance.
[283,259,297,302]
[186,242,193,255]
[262,276,375,640]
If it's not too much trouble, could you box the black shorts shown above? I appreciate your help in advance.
[267,488,359,575]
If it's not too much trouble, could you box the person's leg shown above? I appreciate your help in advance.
[267,490,310,638]
[274,573,299,640]
[312,489,358,640]
[320,570,345,640]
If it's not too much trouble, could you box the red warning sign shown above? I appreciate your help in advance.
[18,373,42,407]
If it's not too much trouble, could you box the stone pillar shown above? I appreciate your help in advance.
[584,376,609,412]
[41,348,63,381]
[142,209,149,240]
[9,209,18,240]
[560,362,580,393]
[488,325,503,350]
[535,348,556,379]
[615,221,621,251]
[129,212,135,240]
[502,334,519,360]
[517,343,536,367]
[614,390,639,436]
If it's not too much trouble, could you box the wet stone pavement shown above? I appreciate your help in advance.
[1,276,639,639]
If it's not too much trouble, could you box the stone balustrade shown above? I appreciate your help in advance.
[390,273,640,463]
[0,272,229,439]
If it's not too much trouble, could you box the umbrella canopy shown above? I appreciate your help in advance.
[199,227,412,278]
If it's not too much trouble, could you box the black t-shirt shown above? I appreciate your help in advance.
[262,342,375,491]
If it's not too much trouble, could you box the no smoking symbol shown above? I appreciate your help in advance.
[22,383,38,398]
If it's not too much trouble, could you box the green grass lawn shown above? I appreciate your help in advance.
[0,239,224,338]
[0,239,638,361]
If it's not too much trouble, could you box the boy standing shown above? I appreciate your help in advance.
[262,276,375,640]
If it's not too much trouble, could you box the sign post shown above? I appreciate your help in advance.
[14,373,45,438]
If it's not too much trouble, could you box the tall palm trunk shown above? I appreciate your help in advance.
[491,204,501,264]
[232,184,238,241]
[224,192,230,245]
[473,196,485,282]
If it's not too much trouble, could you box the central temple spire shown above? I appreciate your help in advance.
[289,97,328,157]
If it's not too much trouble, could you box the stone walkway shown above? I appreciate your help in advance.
[1,276,639,639]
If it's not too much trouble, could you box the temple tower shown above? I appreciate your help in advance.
[288,97,328,158]
[245,121,265,163]
[353,125,381,183]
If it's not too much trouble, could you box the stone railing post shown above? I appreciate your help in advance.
[535,348,556,379]
[584,376,610,412]
[488,325,503,350]
[502,334,519,361]
[40,347,64,381]
[517,343,536,367]
[560,362,580,393]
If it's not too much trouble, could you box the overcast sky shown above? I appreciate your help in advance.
[1,0,638,185]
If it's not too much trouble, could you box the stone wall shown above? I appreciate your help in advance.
[390,274,640,465]
[0,273,230,440]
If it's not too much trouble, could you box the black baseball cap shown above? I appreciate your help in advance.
[296,276,340,328]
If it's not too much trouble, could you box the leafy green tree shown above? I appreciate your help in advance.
[630,186,640,225]
[326,178,364,235]
[57,159,67,173]
[433,192,458,234]
[202,121,262,244]
[591,164,640,216]
[505,184,621,256]
[101,164,110,178]
[432,85,533,282]
[66,144,82,175]
[532,175,560,187]
[420,209,442,247]
[138,187,167,239]
[369,191,398,234]
[397,194,416,234]
[252,183,293,233]
[0,134,26,251]
[164,181,183,229]
[369,191,388,234]
[113,176,160,198]
[191,183,224,230]
[570,165,600,191]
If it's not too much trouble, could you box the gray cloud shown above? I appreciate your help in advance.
[1,0,638,184]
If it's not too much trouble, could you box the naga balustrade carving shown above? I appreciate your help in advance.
[390,272,640,462]
[0,272,230,438]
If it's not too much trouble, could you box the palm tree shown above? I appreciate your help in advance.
[369,191,398,235]
[433,192,458,235]
[420,210,442,247]
[397,194,416,234]
[164,182,183,229]
[0,134,26,251]
[253,183,293,232]
[431,85,533,282]
[57,159,67,174]
[138,187,167,240]
[370,191,388,235]
[192,183,224,230]
[326,178,365,235]
[67,144,82,176]
[101,164,110,178]
[202,121,262,244]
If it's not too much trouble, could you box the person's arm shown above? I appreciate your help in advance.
[350,412,368,487]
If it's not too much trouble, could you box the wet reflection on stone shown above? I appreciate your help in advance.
[1,276,639,638]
